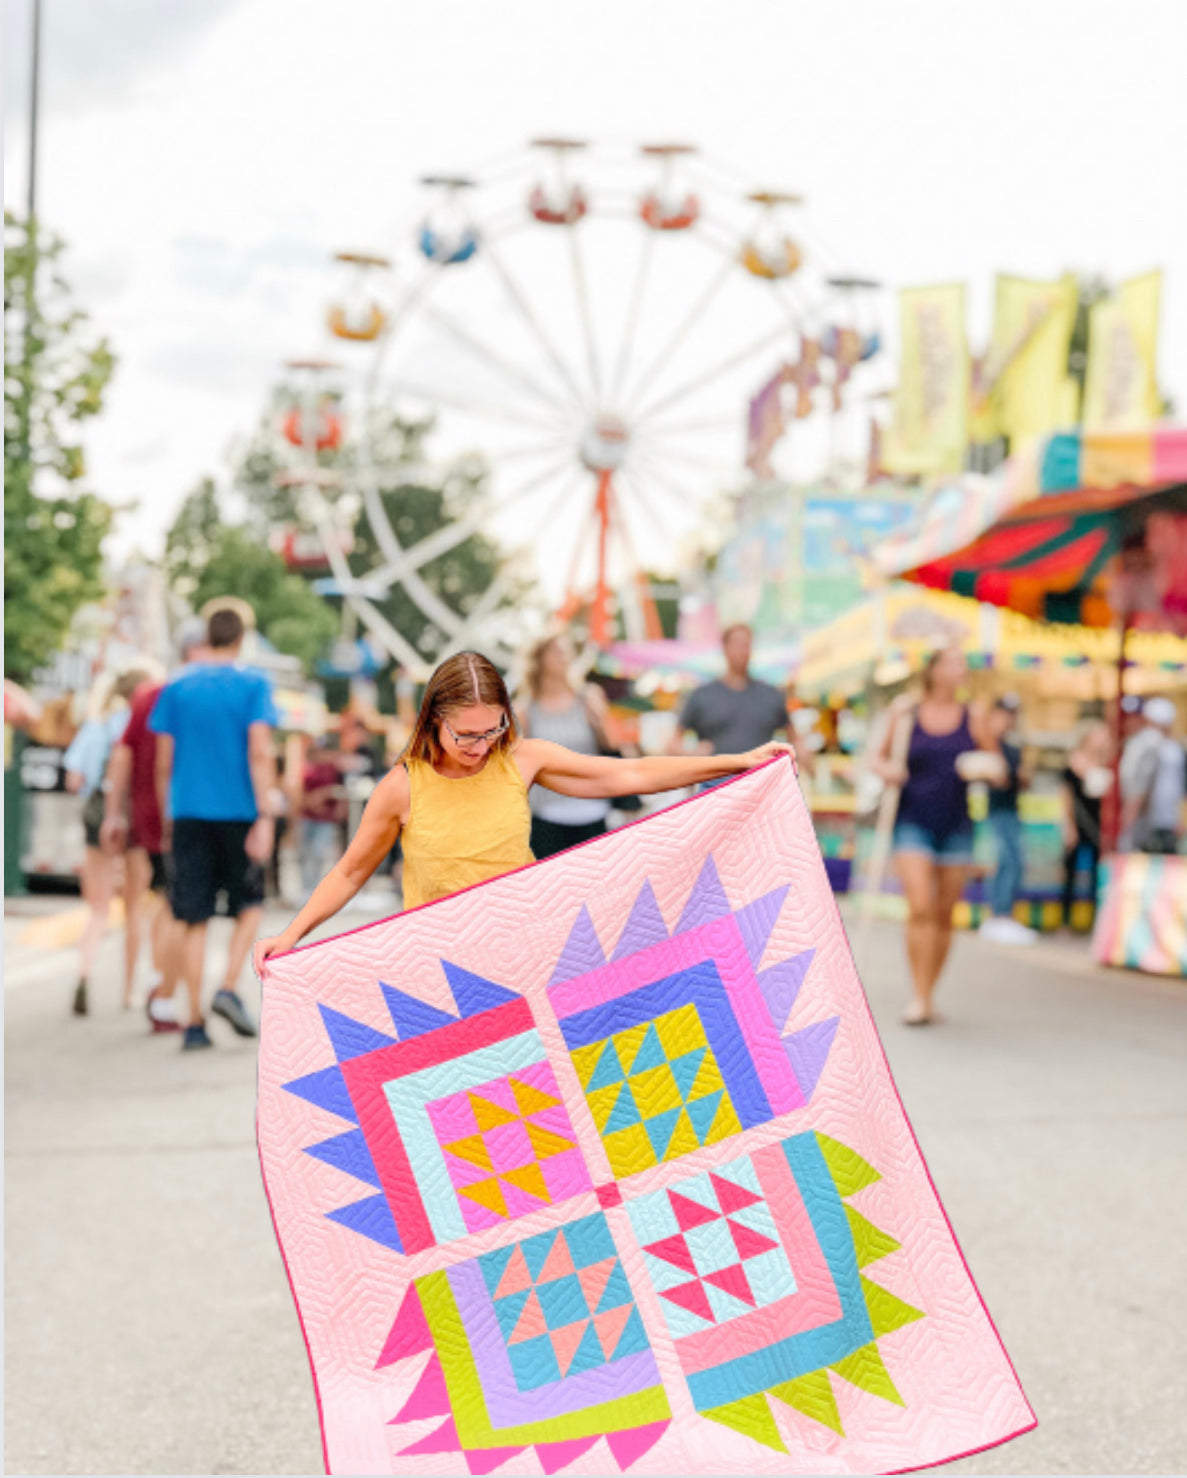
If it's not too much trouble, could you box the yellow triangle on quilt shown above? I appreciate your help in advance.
[501,1163,550,1203]
[458,1178,508,1217]
[525,1121,574,1160]
[769,1370,844,1435]
[817,1132,881,1197]
[845,1206,901,1268]
[442,1133,493,1171]
[509,1077,560,1117]
[831,1342,904,1405]
[861,1276,925,1337]
[701,1393,787,1453]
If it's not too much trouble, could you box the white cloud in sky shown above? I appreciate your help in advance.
[4,0,1186,591]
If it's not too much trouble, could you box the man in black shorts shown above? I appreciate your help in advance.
[150,608,278,1050]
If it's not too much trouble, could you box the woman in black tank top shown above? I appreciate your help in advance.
[870,646,996,1025]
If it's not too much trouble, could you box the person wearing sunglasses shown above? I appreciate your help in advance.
[254,649,792,973]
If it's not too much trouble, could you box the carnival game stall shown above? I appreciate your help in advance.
[875,427,1187,974]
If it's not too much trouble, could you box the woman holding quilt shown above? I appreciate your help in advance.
[254,651,790,970]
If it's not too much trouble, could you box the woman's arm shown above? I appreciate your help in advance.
[253,766,408,971]
[518,738,792,799]
[866,697,912,786]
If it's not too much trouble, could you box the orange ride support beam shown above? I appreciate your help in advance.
[590,469,614,646]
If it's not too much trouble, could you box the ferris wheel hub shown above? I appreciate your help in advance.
[579,415,631,473]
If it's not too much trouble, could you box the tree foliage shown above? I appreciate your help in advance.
[164,478,338,674]
[229,398,515,669]
[4,212,115,681]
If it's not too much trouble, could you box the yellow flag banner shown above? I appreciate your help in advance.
[1083,270,1163,429]
[973,274,1078,444]
[883,284,968,476]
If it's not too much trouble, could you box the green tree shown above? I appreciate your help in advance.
[231,401,517,671]
[165,478,338,673]
[4,212,115,681]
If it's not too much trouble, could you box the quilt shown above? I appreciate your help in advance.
[258,758,1035,1474]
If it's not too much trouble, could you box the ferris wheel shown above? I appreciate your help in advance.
[281,140,884,678]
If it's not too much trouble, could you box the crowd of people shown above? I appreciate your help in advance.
[57,610,1185,1047]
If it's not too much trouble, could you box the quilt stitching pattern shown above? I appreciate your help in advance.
[259,762,1035,1474]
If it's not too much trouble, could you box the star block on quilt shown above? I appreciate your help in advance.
[573,1004,743,1178]
[379,1212,672,1474]
[549,857,841,1179]
[626,1134,923,1451]
[426,1062,588,1234]
[281,960,593,1255]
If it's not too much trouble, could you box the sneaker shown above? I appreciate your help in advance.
[182,1022,214,1051]
[211,988,257,1038]
[71,979,89,1016]
[146,986,182,1034]
[981,917,1038,945]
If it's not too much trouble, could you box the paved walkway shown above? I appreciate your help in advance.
[4,897,1186,1474]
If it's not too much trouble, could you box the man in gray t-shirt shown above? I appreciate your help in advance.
[674,624,790,768]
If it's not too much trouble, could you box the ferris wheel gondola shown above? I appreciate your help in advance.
[283,141,886,675]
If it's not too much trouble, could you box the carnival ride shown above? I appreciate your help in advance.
[278,141,884,676]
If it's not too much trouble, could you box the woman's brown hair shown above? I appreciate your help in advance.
[403,651,519,764]
[523,633,572,704]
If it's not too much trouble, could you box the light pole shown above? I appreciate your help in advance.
[27,0,42,224]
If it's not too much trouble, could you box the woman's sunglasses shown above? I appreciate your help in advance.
[443,715,509,751]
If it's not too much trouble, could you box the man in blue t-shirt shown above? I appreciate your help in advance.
[151,607,278,1049]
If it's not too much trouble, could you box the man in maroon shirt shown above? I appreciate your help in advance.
[103,625,207,1030]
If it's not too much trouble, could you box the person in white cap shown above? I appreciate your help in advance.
[1119,697,1184,854]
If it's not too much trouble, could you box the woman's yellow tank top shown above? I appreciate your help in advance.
[401,749,534,909]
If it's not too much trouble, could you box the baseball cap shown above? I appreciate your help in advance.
[994,693,1021,713]
[1143,696,1176,728]
[176,618,208,661]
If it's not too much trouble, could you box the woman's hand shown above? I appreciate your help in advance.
[253,933,294,978]
[741,740,797,770]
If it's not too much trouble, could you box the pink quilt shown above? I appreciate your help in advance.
[258,757,1034,1474]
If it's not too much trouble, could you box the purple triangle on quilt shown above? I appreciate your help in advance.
[611,880,668,960]
[379,982,458,1039]
[548,905,605,986]
[317,1005,397,1062]
[303,1127,380,1188]
[441,961,520,1017]
[756,949,815,1033]
[675,855,731,933]
[781,1016,841,1101]
[733,885,790,968]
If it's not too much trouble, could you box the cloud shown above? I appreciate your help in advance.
[171,232,327,298]
[3,0,242,122]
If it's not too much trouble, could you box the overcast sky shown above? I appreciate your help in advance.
[5,0,1186,592]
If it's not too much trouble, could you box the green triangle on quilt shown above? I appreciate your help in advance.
[700,1393,787,1453]
[816,1132,881,1197]
[845,1205,901,1267]
[769,1370,844,1435]
[861,1275,925,1336]
[830,1342,904,1405]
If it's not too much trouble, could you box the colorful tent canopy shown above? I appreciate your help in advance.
[874,426,1187,630]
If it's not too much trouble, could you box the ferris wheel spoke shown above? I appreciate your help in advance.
[381,378,572,434]
[418,301,574,414]
[608,228,656,405]
[625,253,736,407]
[367,453,576,588]
[637,412,745,437]
[478,233,590,410]
[634,320,798,425]
[627,451,710,518]
[304,487,433,676]
[567,226,604,404]
[631,438,742,477]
